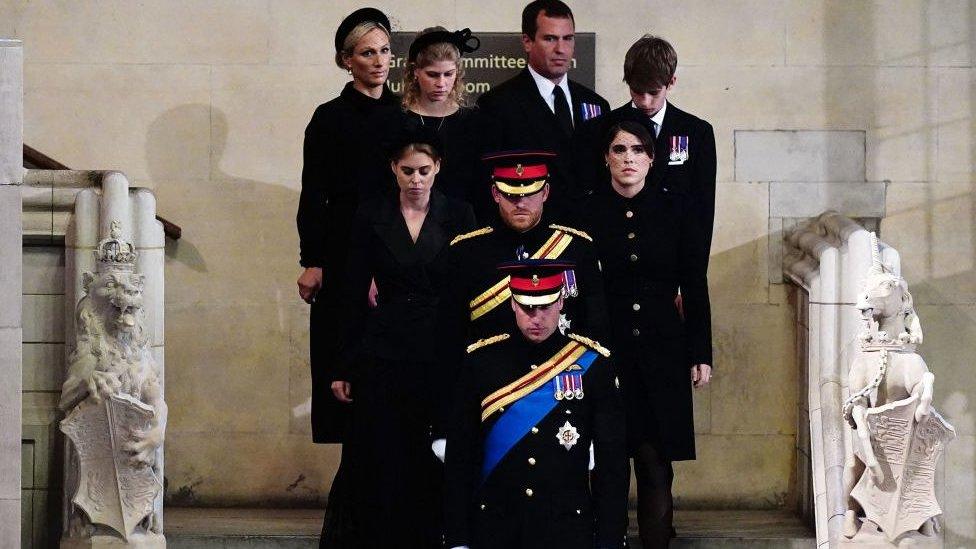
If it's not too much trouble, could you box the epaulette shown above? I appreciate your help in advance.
[567,333,611,357]
[549,223,592,242]
[467,333,510,354]
[451,226,494,246]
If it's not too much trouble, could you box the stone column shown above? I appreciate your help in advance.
[0,38,24,547]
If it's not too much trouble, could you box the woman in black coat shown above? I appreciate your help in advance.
[296,7,400,444]
[331,126,476,548]
[587,121,712,549]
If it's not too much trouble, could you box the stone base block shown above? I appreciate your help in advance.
[62,533,166,549]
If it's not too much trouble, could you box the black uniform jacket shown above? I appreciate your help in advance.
[297,82,400,443]
[587,183,712,460]
[576,101,717,249]
[435,215,610,435]
[444,332,629,549]
[336,189,477,376]
[478,69,610,214]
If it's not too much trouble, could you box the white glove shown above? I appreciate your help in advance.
[450,546,470,549]
[588,441,595,471]
[432,438,447,463]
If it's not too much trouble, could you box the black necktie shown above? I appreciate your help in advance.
[553,86,573,136]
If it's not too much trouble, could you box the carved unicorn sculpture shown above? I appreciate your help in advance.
[841,233,953,545]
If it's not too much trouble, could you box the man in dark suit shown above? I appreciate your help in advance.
[443,259,628,549]
[577,34,717,250]
[477,0,610,215]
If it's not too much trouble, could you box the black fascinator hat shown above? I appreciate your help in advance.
[334,7,391,53]
[407,28,481,62]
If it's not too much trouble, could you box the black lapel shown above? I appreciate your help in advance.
[373,196,419,268]
[514,70,563,144]
[413,191,451,264]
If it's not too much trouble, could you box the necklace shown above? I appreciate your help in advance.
[418,113,446,131]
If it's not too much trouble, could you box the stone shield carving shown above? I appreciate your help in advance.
[851,394,954,541]
[60,393,162,539]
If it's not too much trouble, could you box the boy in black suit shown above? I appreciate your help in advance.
[578,35,717,250]
[477,0,609,215]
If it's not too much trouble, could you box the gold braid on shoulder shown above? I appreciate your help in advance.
[451,226,494,246]
[549,224,592,242]
[567,333,611,357]
[466,333,510,354]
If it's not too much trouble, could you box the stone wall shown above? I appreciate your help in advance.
[2,1,975,544]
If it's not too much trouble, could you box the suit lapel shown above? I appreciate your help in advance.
[413,191,450,265]
[515,70,564,144]
[373,197,418,268]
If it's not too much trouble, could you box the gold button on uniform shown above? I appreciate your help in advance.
[531,427,539,434]
[633,328,640,336]
[625,210,634,218]
[630,254,638,262]
[627,232,635,239]
[530,364,538,370]
[480,504,486,510]
[525,488,534,497]
[632,303,641,311]
[528,457,536,466]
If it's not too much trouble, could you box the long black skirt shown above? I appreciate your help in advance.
[321,355,442,549]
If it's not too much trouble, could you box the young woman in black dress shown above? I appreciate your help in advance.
[331,126,476,548]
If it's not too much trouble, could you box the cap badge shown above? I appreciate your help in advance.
[515,163,524,176]
[531,274,539,286]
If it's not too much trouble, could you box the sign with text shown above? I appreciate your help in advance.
[389,32,596,100]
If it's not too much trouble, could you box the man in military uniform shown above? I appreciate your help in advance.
[444,260,628,549]
[430,150,608,446]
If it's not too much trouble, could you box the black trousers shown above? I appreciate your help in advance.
[633,442,675,549]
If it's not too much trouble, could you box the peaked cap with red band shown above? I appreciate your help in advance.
[482,150,557,196]
[497,258,575,306]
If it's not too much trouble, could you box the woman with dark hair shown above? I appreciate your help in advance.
[588,120,713,548]
[331,125,477,547]
[295,8,400,547]
[399,27,492,220]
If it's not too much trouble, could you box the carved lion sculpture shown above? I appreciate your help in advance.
[59,269,168,467]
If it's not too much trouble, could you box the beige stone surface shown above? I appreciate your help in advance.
[164,432,338,507]
[936,68,976,183]
[710,304,797,436]
[882,182,976,305]
[21,343,62,392]
[22,246,62,295]
[3,0,269,65]
[785,0,972,68]
[23,64,210,182]
[709,182,770,305]
[673,434,795,509]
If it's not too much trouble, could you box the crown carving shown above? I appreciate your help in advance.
[94,220,138,271]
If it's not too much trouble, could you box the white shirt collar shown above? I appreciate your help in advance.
[631,100,667,137]
[528,65,572,120]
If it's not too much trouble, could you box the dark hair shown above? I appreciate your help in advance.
[388,124,445,163]
[521,0,574,39]
[604,120,654,159]
[623,34,678,92]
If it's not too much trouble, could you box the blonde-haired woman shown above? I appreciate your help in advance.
[295,7,400,547]
[400,28,491,220]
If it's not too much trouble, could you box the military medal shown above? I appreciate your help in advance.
[573,373,584,399]
[562,269,578,298]
[554,375,565,400]
[557,420,580,450]
[580,102,602,121]
[564,374,576,400]
[669,135,689,164]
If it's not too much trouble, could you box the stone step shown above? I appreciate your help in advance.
[165,508,816,548]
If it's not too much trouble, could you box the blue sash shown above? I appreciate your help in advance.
[480,349,599,482]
